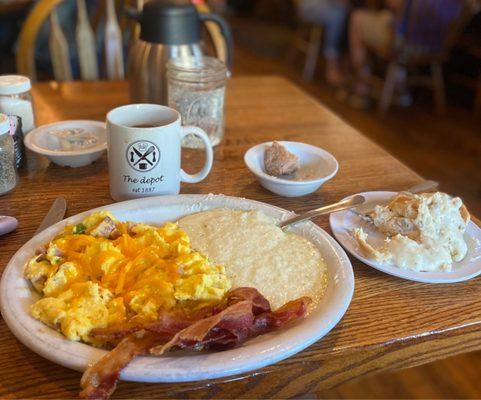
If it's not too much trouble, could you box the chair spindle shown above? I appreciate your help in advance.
[76,0,99,80]
[49,9,73,82]
[104,0,124,80]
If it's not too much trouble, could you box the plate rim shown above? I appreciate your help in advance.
[0,194,354,382]
[329,191,481,284]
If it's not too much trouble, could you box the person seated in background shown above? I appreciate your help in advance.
[296,0,350,85]
[348,0,466,107]
[348,0,405,105]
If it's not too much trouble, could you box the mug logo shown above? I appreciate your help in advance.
[126,140,160,172]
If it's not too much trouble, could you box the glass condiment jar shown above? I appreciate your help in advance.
[0,75,36,136]
[0,113,17,195]
[167,56,228,148]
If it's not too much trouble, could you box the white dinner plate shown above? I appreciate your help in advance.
[330,191,481,284]
[0,194,354,383]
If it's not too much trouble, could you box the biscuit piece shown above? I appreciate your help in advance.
[264,142,300,176]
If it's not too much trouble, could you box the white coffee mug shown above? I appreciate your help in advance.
[106,104,213,201]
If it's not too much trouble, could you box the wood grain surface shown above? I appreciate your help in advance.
[1,77,480,399]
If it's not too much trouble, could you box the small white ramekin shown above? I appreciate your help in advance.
[244,141,338,197]
[24,120,106,168]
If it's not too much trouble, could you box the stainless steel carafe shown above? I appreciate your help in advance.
[128,0,233,105]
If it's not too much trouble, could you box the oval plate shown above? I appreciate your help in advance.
[0,194,354,383]
[330,191,481,284]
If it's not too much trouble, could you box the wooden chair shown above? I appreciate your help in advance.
[286,0,323,82]
[287,24,323,82]
[374,0,476,115]
[16,0,132,81]
[449,4,481,117]
[16,0,228,82]
[461,41,481,116]
[370,0,472,115]
[476,75,481,116]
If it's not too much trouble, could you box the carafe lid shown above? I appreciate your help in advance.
[139,0,202,45]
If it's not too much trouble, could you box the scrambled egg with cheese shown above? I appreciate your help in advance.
[25,212,231,344]
[353,192,470,272]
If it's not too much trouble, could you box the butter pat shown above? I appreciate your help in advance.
[49,128,99,151]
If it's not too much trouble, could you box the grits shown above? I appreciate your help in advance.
[178,208,327,309]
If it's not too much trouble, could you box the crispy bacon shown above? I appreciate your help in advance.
[90,288,270,344]
[150,295,311,355]
[249,296,312,336]
[226,287,271,314]
[90,309,197,344]
[89,321,143,344]
[79,331,166,400]
[150,300,255,355]
[80,288,311,400]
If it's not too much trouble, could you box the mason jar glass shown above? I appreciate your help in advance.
[167,56,228,148]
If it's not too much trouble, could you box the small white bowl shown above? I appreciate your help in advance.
[24,120,107,167]
[244,141,338,197]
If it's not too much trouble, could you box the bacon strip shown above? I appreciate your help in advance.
[150,300,255,355]
[79,331,166,400]
[226,287,271,314]
[90,287,270,344]
[150,295,311,355]
[89,321,143,344]
[80,288,310,400]
[250,296,312,336]
[90,309,198,344]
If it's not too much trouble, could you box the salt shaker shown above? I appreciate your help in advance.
[0,113,17,196]
[0,75,36,136]
[167,56,228,148]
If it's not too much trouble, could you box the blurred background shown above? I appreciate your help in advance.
[0,0,480,397]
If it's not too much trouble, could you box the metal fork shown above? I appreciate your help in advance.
[350,180,439,222]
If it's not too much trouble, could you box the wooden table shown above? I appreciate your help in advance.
[1,77,480,399]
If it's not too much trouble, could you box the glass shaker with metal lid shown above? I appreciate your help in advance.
[0,75,36,137]
[0,113,17,195]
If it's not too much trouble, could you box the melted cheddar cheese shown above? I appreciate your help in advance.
[25,212,231,344]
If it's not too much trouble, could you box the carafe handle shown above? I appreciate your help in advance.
[199,13,233,68]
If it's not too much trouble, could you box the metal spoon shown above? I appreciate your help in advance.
[278,195,366,229]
